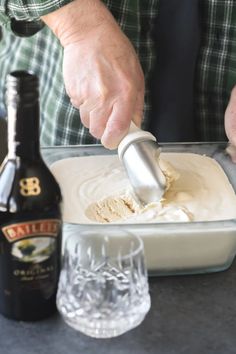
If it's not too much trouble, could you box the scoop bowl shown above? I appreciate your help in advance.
[118,123,166,204]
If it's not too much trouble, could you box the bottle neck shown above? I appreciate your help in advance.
[7,102,40,160]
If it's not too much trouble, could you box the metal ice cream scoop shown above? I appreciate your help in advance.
[118,122,166,204]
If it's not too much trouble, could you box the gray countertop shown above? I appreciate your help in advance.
[1,260,236,354]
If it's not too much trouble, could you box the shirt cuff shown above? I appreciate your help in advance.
[0,0,73,37]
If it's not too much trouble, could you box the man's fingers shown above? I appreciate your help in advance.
[78,103,90,128]
[89,105,113,139]
[101,97,136,149]
[225,85,236,146]
[132,90,144,128]
[71,84,144,143]
[101,88,144,149]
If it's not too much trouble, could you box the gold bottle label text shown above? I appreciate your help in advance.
[2,219,61,242]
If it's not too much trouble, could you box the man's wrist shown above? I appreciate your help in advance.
[41,0,112,46]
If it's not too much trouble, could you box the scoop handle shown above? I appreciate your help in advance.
[118,121,156,159]
[129,121,141,133]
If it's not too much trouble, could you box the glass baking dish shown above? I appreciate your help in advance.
[42,142,236,276]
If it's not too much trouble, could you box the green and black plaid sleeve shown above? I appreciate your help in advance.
[0,0,72,36]
[0,0,73,21]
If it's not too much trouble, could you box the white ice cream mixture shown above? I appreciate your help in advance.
[50,153,236,224]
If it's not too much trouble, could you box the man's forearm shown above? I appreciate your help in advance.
[41,0,115,47]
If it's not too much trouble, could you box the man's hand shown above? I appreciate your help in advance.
[41,0,144,149]
[225,86,236,162]
[225,86,236,146]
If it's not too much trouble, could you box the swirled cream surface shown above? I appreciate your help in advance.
[50,153,236,224]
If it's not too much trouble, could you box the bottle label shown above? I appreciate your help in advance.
[11,236,56,265]
[2,219,60,243]
[1,219,61,267]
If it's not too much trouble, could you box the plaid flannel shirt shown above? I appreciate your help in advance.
[0,0,235,146]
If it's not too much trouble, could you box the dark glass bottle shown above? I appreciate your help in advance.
[0,71,62,321]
